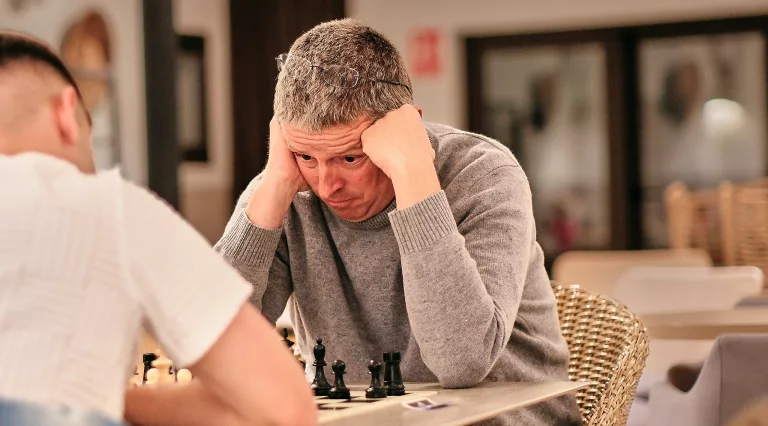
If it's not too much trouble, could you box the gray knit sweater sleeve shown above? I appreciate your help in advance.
[213,175,292,323]
[388,165,532,388]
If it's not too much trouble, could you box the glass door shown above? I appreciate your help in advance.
[479,43,611,261]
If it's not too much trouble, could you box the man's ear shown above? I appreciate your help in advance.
[51,87,80,146]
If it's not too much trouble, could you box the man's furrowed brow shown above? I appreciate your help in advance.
[329,143,364,156]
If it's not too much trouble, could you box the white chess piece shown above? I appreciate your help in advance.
[145,368,159,384]
[176,369,192,383]
[152,354,174,384]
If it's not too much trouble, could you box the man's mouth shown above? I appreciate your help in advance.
[326,199,353,206]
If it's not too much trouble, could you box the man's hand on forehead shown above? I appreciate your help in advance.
[360,104,439,209]
[360,105,434,178]
[241,115,309,229]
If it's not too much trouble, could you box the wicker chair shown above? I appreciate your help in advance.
[719,181,768,289]
[665,181,723,264]
[552,283,650,426]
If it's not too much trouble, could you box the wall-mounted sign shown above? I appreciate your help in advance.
[408,27,442,78]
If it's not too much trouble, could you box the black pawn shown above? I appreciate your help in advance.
[387,351,405,396]
[311,338,331,396]
[142,353,157,383]
[366,360,387,398]
[329,360,350,400]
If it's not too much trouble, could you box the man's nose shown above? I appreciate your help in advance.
[317,165,344,198]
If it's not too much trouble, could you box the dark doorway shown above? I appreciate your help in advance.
[229,0,346,198]
[143,0,180,209]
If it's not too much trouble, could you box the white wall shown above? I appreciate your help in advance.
[174,0,233,242]
[0,0,147,183]
[348,0,768,128]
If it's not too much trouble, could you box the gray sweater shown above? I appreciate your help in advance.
[215,122,581,425]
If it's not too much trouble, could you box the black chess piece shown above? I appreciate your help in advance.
[328,360,351,399]
[282,328,294,350]
[387,351,406,396]
[383,352,392,389]
[310,338,331,396]
[142,353,157,383]
[366,360,387,398]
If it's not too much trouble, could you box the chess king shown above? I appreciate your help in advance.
[216,19,581,425]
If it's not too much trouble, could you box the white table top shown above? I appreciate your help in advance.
[320,381,587,426]
[641,307,768,339]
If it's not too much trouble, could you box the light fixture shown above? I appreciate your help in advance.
[702,98,747,141]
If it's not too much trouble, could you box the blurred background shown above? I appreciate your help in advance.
[3,0,768,273]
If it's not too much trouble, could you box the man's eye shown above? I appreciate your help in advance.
[343,156,359,163]
[297,154,313,161]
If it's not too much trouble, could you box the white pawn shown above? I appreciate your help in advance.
[176,369,192,383]
[152,354,174,384]
[145,368,160,384]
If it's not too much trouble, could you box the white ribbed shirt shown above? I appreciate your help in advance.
[0,153,252,420]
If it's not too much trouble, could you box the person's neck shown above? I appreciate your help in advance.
[0,138,63,163]
[0,139,23,156]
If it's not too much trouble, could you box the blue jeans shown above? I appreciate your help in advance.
[0,398,126,426]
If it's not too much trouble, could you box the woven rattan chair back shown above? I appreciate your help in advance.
[552,283,650,426]
[665,181,723,264]
[720,182,768,289]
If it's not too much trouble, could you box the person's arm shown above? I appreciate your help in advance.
[214,175,293,323]
[125,305,315,426]
[362,106,532,388]
[119,181,316,426]
[390,165,532,389]
[214,118,303,322]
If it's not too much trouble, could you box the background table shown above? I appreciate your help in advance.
[641,308,768,339]
[321,381,587,426]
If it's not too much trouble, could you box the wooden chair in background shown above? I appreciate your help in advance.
[665,181,723,265]
[719,181,768,289]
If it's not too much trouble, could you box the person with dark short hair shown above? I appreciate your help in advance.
[0,31,316,426]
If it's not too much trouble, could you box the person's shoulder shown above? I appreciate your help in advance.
[424,122,524,188]
[19,157,126,213]
[118,176,179,214]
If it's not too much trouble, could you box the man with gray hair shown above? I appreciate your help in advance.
[216,18,580,425]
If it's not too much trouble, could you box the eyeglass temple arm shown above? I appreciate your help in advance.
[365,77,412,93]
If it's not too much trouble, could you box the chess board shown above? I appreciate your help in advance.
[316,390,437,423]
